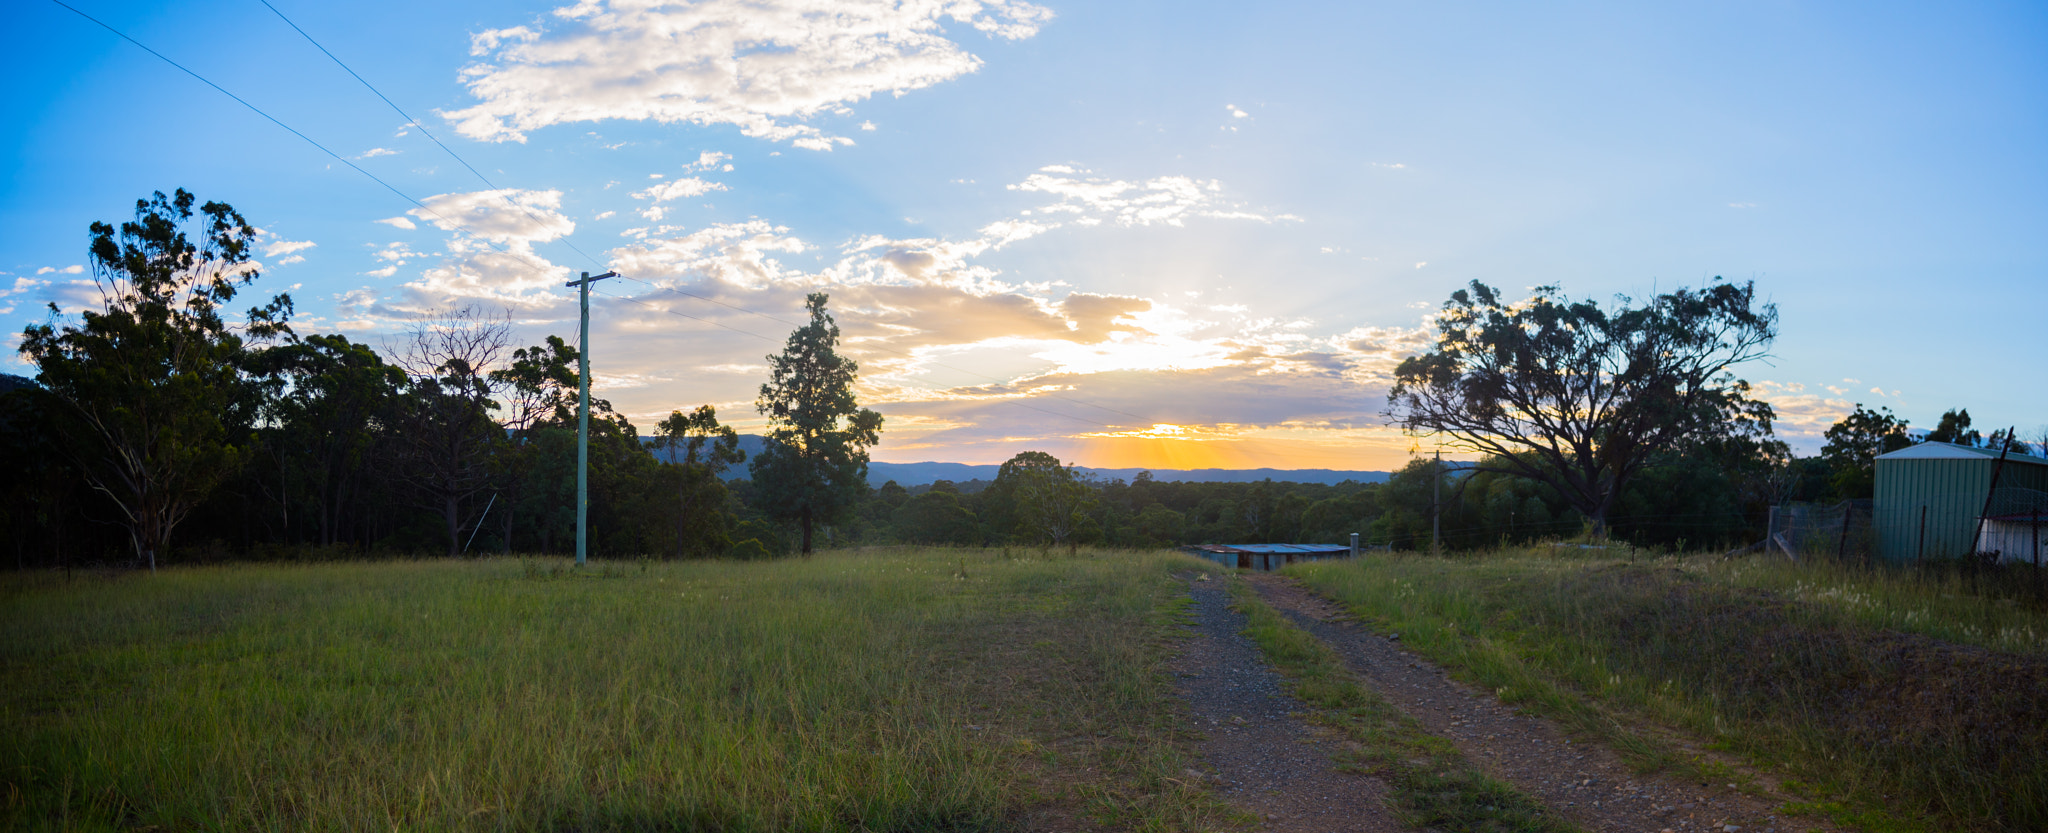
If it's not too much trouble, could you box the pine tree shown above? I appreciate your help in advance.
[750,293,883,554]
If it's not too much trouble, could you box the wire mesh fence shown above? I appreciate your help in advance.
[1767,500,1875,563]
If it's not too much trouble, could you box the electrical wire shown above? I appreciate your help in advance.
[248,0,1186,434]
[254,0,612,274]
[67,0,1392,466]
[48,0,582,308]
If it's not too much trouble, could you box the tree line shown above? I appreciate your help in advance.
[9,192,2037,568]
[0,190,883,569]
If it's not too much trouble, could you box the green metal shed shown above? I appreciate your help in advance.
[1873,442,2048,563]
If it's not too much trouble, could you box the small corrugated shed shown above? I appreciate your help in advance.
[1184,542,1355,571]
[1874,442,2048,562]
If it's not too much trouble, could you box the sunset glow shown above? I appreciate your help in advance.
[6,0,2044,471]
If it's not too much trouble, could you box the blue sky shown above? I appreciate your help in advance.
[5,0,2044,469]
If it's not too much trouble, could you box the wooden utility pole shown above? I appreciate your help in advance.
[565,270,618,567]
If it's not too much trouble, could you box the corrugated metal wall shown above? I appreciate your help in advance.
[1876,457,2048,562]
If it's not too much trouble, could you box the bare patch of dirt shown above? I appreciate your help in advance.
[1249,573,1843,833]
[1172,575,1407,832]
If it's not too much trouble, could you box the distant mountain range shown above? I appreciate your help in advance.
[645,435,1389,486]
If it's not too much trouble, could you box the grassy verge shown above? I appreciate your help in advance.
[0,547,1236,832]
[1224,577,1579,833]
[1289,548,2048,833]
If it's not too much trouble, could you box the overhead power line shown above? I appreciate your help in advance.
[66,0,1369,466]
[254,0,611,274]
[49,0,586,351]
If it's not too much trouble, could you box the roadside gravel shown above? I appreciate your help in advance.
[1172,575,1406,833]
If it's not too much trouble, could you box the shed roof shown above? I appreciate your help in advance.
[1187,543,1352,555]
[1875,441,2048,467]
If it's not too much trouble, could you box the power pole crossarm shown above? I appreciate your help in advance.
[564,270,619,567]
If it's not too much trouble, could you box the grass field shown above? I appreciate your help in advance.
[1288,548,2048,833]
[1,548,1234,832]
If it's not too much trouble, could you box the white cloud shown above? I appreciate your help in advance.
[34,265,84,275]
[262,239,317,258]
[1729,202,1758,209]
[407,189,574,245]
[1414,261,1427,269]
[365,266,398,278]
[593,210,616,220]
[375,216,417,230]
[1008,168,1293,227]
[641,205,665,221]
[1227,104,1248,119]
[276,255,307,266]
[860,120,877,131]
[353,147,400,159]
[442,0,1054,148]
[688,151,732,172]
[633,176,728,203]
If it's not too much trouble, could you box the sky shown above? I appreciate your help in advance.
[4,0,2044,471]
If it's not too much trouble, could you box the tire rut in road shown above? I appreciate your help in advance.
[1248,574,1829,833]
[1173,576,1407,833]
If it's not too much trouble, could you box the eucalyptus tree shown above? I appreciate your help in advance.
[245,334,405,546]
[1386,279,1777,538]
[751,293,883,554]
[390,307,510,556]
[19,189,292,569]
[654,405,744,557]
[992,451,1097,551]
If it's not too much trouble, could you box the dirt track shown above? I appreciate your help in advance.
[1170,572,1836,833]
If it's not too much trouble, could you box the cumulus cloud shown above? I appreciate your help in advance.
[633,176,728,203]
[353,147,400,159]
[442,0,1053,147]
[1008,169,1294,227]
[263,239,317,258]
[375,216,417,230]
[34,265,84,275]
[407,189,574,245]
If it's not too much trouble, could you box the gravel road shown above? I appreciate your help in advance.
[1171,576,1405,832]
[1248,574,1838,833]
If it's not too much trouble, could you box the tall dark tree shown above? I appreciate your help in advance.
[1386,279,1777,537]
[1923,408,1982,447]
[390,307,509,556]
[1820,404,1913,499]
[654,405,744,558]
[751,293,883,554]
[488,335,589,553]
[990,450,1097,550]
[246,334,404,546]
[19,190,292,569]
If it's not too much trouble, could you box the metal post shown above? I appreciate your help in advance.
[564,270,618,567]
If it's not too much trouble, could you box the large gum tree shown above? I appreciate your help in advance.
[20,189,292,569]
[1385,279,1777,539]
